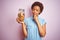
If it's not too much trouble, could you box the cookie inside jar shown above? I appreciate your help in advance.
[18,9,25,21]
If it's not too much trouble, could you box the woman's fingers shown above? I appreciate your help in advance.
[16,17,20,23]
[16,17,24,24]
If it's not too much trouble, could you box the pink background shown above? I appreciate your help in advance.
[0,0,60,40]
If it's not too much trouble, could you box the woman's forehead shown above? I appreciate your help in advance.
[33,6,40,10]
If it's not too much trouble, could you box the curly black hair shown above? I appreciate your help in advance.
[31,1,44,14]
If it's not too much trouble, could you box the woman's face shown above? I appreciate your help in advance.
[32,6,40,16]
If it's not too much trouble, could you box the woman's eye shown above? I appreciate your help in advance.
[32,9,35,11]
[36,10,38,11]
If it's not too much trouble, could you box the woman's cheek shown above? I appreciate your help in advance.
[32,11,35,15]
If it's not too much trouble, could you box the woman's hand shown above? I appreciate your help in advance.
[16,17,24,24]
[33,15,39,23]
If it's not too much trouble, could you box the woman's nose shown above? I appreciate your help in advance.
[33,10,35,12]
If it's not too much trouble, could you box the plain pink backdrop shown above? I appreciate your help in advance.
[0,0,60,40]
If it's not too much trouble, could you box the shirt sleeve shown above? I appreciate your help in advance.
[39,18,46,26]
[42,19,46,25]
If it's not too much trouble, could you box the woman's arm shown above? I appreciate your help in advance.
[33,16,46,37]
[22,22,28,38]
[16,18,28,38]
[36,21,46,37]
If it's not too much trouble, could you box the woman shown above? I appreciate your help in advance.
[16,1,46,40]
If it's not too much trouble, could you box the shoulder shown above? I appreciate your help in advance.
[25,16,32,21]
[24,16,32,25]
[38,16,45,21]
